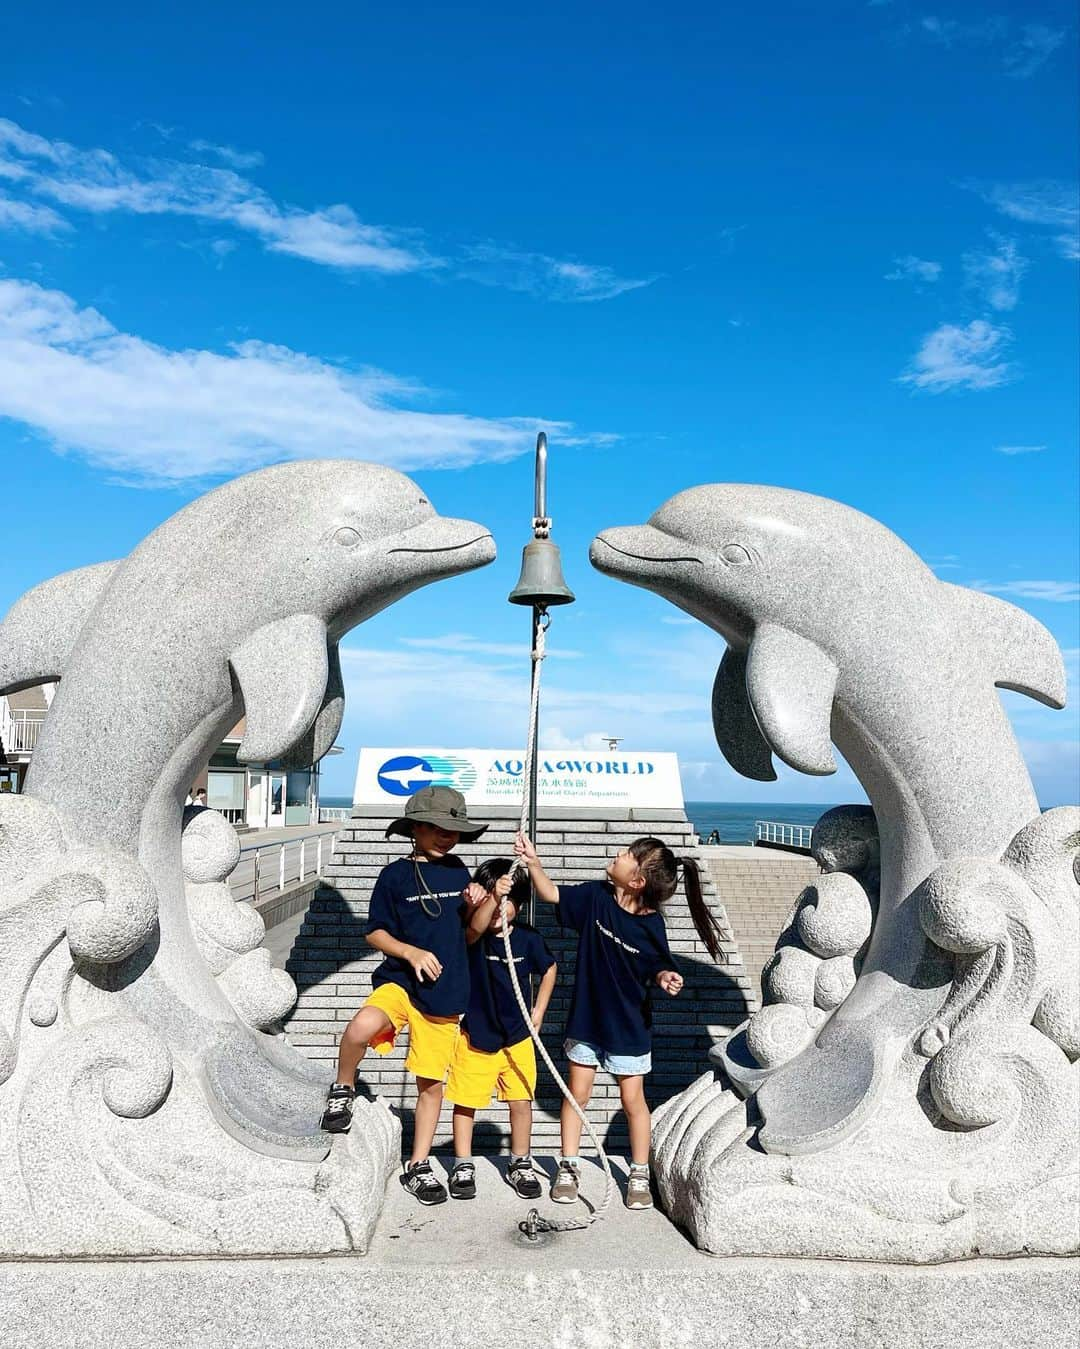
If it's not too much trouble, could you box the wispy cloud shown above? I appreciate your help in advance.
[187,139,265,171]
[994,444,1046,456]
[900,319,1013,392]
[0,276,576,486]
[0,117,425,273]
[968,179,1080,261]
[973,579,1079,602]
[1002,24,1067,79]
[885,254,942,283]
[399,633,582,659]
[457,244,655,303]
[911,15,1065,79]
[0,118,650,300]
[0,193,70,235]
[962,233,1027,310]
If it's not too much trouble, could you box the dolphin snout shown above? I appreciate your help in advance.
[590,525,704,576]
[388,516,496,565]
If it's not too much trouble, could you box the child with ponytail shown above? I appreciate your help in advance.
[512,831,724,1210]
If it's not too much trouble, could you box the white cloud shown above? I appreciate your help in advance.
[962,234,1027,310]
[0,118,651,298]
[885,255,942,283]
[0,277,568,485]
[970,180,1079,262]
[994,444,1046,456]
[1003,24,1067,79]
[0,117,427,273]
[973,580,1079,602]
[187,139,265,171]
[399,633,582,659]
[900,319,1013,392]
[458,244,655,303]
[0,193,70,235]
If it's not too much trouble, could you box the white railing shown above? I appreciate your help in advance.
[1,710,45,754]
[755,820,814,851]
[232,831,338,905]
[318,806,352,822]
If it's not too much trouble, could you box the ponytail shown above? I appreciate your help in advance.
[679,856,724,963]
[629,837,726,964]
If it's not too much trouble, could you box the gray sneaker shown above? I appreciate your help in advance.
[550,1160,580,1204]
[626,1169,653,1210]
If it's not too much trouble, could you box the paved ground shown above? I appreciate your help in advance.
[368,1153,710,1270]
[263,907,305,968]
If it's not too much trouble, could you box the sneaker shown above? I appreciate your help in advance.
[449,1161,476,1200]
[506,1157,542,1200]
[626,1168,653,1210]
[550,1159,580,1204]
[320,1084,354,1133]
[401,1160,449,1206]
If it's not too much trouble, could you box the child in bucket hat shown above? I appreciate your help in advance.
[320,785,505,1207]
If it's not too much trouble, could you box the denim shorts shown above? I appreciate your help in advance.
[564,1037,651,1077]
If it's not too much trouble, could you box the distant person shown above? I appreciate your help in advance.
[193,788,207,808]
[705,829,721,845]
[514,831,725,1211]
[319,785,489,1207]
[444,858,557,1202]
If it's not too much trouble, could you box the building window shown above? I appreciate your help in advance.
[207,770,246,824]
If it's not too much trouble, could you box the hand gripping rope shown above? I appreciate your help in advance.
[498,612,616,1238]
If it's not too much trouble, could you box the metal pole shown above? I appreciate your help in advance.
[527,604,541,926]
[534,431,548,524]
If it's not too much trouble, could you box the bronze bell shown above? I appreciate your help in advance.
[508,537,576,607]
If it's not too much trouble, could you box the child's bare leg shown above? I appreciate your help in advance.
[507,1098,532,1157]
[452,1105,475,1159]
[335,1006,392,1086]
[618,1074,651,1165]
[560,1062,596,1157]
[411,1076,444,1166]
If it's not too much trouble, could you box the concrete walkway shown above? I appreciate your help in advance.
[368,1153,709,1270]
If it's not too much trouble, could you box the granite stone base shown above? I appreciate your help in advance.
[3,1255,1075,1349]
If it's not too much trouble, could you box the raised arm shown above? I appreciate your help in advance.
[513,832,558,905]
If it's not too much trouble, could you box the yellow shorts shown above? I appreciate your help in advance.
[363,982,460,1082]
[445,1030,537,1109]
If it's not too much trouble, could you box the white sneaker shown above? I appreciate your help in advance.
[626,1169,653,1210]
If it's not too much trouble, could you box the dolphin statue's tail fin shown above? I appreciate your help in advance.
[944,583,1068,709]
[0,561,118,695]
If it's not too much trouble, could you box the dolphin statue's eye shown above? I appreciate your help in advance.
[721,543,754,566]
[333,527,361,548]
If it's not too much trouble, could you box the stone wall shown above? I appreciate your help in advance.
[283,811,756,1153]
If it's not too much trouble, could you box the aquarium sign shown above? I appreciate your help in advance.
[354,748,684,810]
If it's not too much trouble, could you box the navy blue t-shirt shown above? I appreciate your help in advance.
[365,856,471,1017]
[462,925,556,1053]
[558,880,675,1057]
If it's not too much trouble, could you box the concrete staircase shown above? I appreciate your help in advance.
[698,845,821,994]
[283,810,756,1153]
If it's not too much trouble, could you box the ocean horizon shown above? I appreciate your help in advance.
[319,796,834,846]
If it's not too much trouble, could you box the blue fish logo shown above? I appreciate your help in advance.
[376,754,480,797]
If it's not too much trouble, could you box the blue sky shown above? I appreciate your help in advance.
[1,0,1076,806]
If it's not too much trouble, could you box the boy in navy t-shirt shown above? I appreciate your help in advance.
[444,859,557,1201]
[320,786,491,1207]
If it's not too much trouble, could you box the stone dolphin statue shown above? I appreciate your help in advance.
[591,483,1066,1154]
[0,460,495,1164]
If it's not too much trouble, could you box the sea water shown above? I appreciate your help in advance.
[318,796,833,846]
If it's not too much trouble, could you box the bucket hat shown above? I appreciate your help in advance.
[385,784,488,841]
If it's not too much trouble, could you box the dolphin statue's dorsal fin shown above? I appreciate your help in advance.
[943,583,1067,709]
[230,615,330,764]
[712,648,778,782]
[745,624,839,776]
[279,640,345,770]
[0,561,118,694]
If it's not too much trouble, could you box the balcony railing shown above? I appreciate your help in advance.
[754,820,815,852]
[1,710,45,754]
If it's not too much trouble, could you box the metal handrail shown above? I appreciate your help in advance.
[234,830,338,904]
[754,819,815,850]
